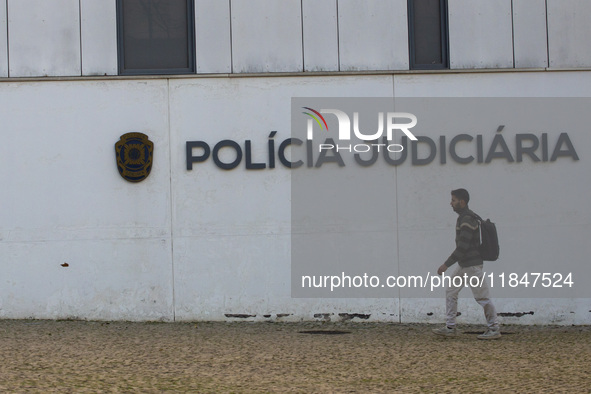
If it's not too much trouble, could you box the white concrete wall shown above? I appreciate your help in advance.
[0,0,7,77]
[3,1,591,78]
[448,0,514,69]
[195,0,232,74]
[230,0,303,73]
[8,0,81,77]
[302,0,339,72]
[1,71,590,324]
[169,75,396,320]
[80,0,118,76]
[0,80,174,320]
[547,0,591,68]
[338,0,409,71]
[513,0,548,68]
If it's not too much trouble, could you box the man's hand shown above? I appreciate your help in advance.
[437,264,448,275]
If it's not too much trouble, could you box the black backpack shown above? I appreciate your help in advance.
[469,212,500,261]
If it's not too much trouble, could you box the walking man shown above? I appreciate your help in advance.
[433,188,501,339]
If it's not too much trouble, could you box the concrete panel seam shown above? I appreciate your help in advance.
[336,0,340,71]
[545,0,549,69]
[229,0,233,74]
[300,0,304,72]
[511,0,515,68]
[5,0,8,77]
[167,79,176,322]
[78,0,82,76]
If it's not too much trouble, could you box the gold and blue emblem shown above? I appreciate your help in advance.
[115,133,154,183]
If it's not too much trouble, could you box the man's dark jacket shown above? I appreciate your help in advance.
[444,206,483,268]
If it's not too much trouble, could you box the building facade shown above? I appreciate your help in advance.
[1,0,590,324]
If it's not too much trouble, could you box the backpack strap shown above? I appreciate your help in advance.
[467,211,483,222]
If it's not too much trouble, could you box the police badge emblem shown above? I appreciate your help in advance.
[115,133,154,183]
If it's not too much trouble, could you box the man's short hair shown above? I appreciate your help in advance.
[451,188,470,204]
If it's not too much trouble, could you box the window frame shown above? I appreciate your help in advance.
[116,0,196,76]
[407,0,449,70]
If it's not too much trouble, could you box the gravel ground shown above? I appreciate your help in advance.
[0,320,589,393]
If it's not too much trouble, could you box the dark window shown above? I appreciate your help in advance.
[117,0,195,75]
[408,0,448,69]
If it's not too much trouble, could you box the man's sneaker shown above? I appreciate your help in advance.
[477,329,501,340]
[432,326,457,337]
